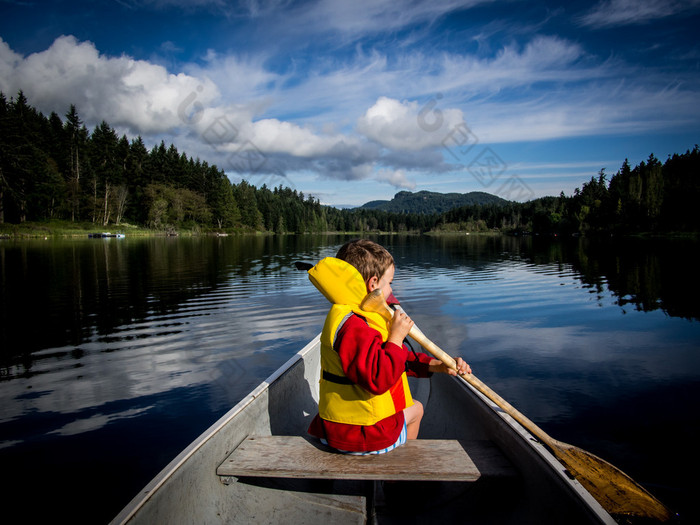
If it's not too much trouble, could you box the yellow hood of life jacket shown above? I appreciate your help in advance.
[308,257,413,426]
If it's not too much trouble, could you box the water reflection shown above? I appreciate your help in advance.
[1,235,336,366]
[0,235,343,446]
[387,234,700,321]
[0,233,698,523]
[571,237,700,320]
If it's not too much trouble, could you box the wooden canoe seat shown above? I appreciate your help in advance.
[217,436,516,482]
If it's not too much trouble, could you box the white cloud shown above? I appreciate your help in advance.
[578,0,700,28]
[0,37,22,77]
[222,117,369,158]
[357,96,466,150]
[0,31,679,160]
[0,35,414,186]
[1,24,698,197]
[375,168,416,189]
[0,35,219,134]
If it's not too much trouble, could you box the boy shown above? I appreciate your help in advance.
[307,239,471,454]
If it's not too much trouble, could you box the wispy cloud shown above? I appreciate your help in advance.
[2,31,695,153]
[578,0,700,28]
[265,0,495,42]
[510,160,621,172]
[2,0,699,198]
[115,0,230,12]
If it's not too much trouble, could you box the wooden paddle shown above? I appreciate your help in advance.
[360,289,673,522]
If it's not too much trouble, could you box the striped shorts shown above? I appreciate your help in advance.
[321,421,407,455]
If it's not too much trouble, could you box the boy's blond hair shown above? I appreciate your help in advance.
[336,239,394,284]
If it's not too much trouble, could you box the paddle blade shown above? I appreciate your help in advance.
[294,261,314,271]
[555,443,673,522]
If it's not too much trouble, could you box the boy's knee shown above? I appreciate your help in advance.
[414,400,424,417]
[406,400,424,424]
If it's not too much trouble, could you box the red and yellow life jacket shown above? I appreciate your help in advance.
[308,257,413,426]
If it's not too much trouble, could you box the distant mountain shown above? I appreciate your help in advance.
[359,190,508,214]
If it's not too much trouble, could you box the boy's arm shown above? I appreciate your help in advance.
[429,356,471,376]
[404,346,433,378]
[334,315,410,395]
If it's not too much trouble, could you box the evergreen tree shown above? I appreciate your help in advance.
[89,121,120,225]
[125,136,150,224]
[1,92,47,222]
[64,104,88,221]
[0,93,8,223]
[233,180,263,230]
[2,91,698,235]
[208,168,241,228]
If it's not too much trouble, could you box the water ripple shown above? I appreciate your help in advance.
[2,235,699,525]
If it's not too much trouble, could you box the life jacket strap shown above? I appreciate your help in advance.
[322,370,355,385]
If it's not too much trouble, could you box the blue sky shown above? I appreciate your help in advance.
[1,0,699,207]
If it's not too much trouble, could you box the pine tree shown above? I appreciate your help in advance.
[64,105,88,221]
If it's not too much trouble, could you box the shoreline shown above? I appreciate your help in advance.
[1,221,697,240]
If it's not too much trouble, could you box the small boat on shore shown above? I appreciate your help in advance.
[110,334,647,525]
[88,232,125,238]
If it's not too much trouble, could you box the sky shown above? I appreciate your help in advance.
[1,0,699,207]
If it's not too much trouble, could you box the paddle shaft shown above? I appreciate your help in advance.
[360,289,673,521]
[407,325,673,521]
[405,321,552,445]
[368,299,538,436]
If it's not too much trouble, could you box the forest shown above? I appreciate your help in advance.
[1,91,698,235]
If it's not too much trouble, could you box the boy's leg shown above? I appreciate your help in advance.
[404,401,424,440]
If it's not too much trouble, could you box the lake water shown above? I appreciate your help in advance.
[1,234,699,523]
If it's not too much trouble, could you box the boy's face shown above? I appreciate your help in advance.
[368,264,395,299]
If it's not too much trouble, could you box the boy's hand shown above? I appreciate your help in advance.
[429,357,472,376]
[387,311,414,347]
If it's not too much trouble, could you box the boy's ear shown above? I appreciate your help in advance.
[367,275,379,291]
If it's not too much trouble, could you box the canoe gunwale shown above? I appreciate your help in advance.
[453,374,617,525]
[110,334,321,525]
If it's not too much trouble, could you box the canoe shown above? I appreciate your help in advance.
[111,334,617,525]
